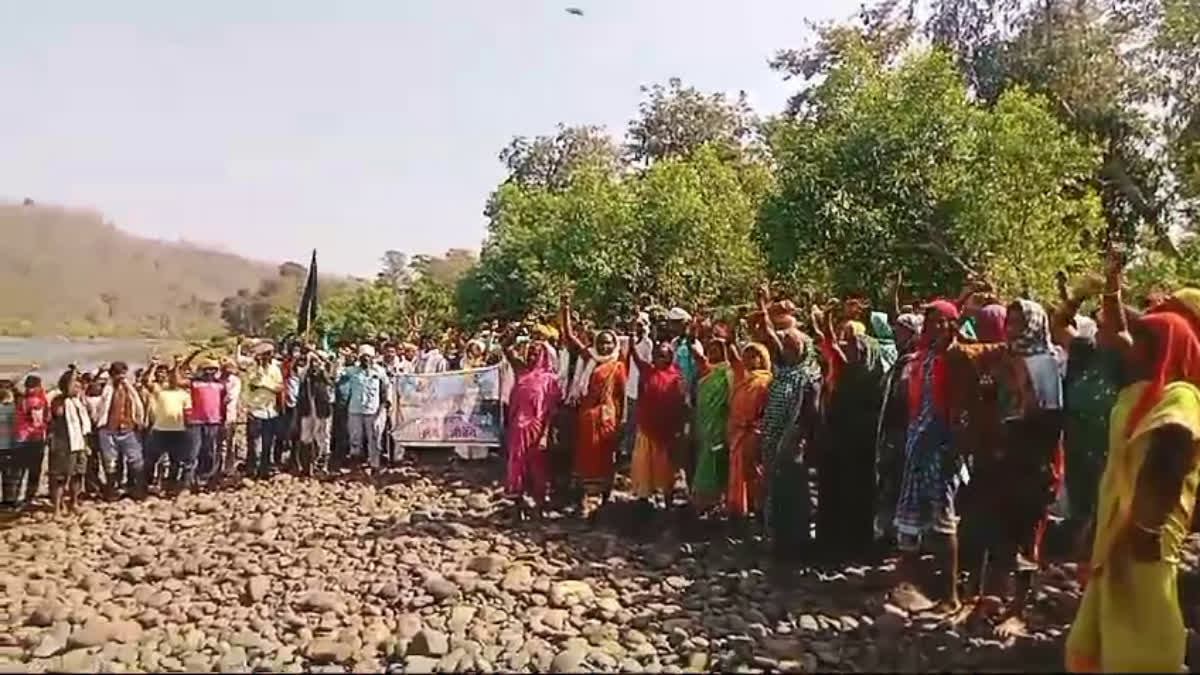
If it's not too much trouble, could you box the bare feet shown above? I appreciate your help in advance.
[995,613,1028,639]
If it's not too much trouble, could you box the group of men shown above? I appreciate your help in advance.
[0,332,474,509]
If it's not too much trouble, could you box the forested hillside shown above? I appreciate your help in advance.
[0,201,277,338]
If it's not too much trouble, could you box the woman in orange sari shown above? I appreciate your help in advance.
[562,296,627,515]
[726,342,772,521]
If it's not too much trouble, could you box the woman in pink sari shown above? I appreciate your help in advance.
[503,334,562,520]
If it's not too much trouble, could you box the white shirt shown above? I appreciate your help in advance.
[223,374,242,424]
[415,349,447,375]
[625,335,654,400]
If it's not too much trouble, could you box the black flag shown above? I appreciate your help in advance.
[297,249,318,336]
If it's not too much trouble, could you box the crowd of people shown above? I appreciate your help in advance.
[2,250,1200,671]
[493,254,1200,673]
[0,335,469,514]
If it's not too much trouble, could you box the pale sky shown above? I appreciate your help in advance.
[1,1,855,276]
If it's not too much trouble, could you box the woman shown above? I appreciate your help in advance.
[1150,287,1200,337]
[690,334,732,511]
[756,286,823,562]
[726,342,772,521]
[629,340,688,515]
[819,323,888,562]
[562,298,627,514]
[47,370,92,515]
[874,313,923,544]
[1065,310,1200,672]
[893,300,970,612]
[869,311,899,374]
[502,334,562,520]
[970,299,1066,636]
[1052,273,1128,535]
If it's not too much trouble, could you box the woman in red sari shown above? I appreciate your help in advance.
[561,297,627,515]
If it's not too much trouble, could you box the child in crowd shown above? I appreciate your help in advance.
[48,369,92,514]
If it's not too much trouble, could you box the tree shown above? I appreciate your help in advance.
[777,0,1196,251]
[497,124,623,190]
[625,78,761,165]
[757,47,1102,302]
[99,292,119,319]
[378,250,411,290]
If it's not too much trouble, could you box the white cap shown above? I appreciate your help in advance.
[667,307,691,322]
[357,344,376,358]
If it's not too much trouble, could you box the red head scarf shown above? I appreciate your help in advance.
[906,300,960,420]
[1123,311,1200,438]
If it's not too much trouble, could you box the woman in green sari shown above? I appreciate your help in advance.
[690,336,731,510]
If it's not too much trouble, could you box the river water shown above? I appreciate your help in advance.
[0,337,183,379]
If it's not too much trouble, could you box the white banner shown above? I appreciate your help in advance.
[391,366,503,446]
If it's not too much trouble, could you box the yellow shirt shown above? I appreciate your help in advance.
[245,361,283,420]
[149,388,192,432]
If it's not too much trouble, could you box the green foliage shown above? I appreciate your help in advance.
[758,47,1103,303]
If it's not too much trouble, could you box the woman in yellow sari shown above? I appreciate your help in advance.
[1065,309,1200,672]
[726,342,772,520]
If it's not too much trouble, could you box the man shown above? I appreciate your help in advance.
[667,307,703,484]
[621,312,653,461]
[95,362,146,499]
[381,342,406,377]
[245,343,283,479]
[219,358,242,478]
[379,341,408,465]
[342,345,390,477]
[415,336,448,375]
[296,352,334,476]
[186,357,226,488]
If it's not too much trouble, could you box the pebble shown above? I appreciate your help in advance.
[0,458,1087,674]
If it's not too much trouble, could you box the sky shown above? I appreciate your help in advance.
[0,0,857,277]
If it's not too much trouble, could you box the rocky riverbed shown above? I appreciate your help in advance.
[0,453,1167,673]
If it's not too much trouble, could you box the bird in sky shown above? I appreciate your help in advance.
[565,7,584,16]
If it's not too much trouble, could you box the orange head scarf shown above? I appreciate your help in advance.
[1123,311,1200,438]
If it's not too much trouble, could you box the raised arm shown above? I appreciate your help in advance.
[1052,271,1104,349]
[891,270,903,320]
[629,336,652,375]
[501,325,528,372]
[1101,247,1133,352]
[755,283,785,357]
[560,294,588,356]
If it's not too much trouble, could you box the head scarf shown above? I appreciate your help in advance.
[1123,311,1200,438]
[846,320,867,337]
[907,300,960,420]
[741,342,772,376]
[1007,299,1052,356]
[464,339,487,369]
[894,313,924,355]
[567,330,620,403]
[1148,288,1200,341]
[974,303,1008,344]
[1074,315,1098,341]
[869,311,899,373]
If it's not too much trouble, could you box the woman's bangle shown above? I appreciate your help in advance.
[1102,291,1121,298]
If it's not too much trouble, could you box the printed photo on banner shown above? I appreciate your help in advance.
[392,366,502,445]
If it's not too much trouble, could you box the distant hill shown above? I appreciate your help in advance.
[0,200,278,338]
